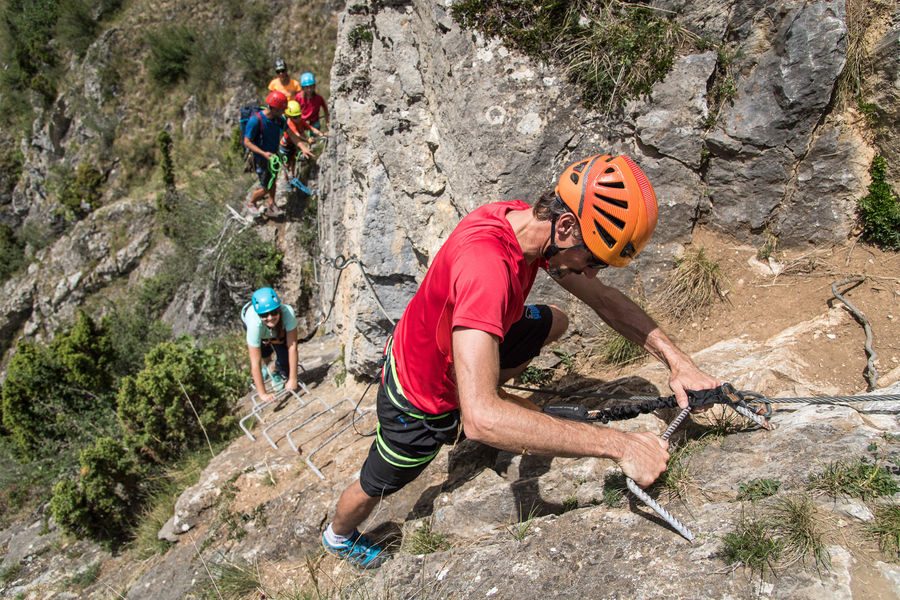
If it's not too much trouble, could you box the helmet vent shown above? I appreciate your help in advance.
[604,167,616,174]
[596,193,628,209]
[603,180,625,189]
[570,173,580,184]
[573,161,588,174]
[598,207,625,230]
[620,242,636,258]
[594,219,617,248]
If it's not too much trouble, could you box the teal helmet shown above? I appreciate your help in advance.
[251,287,281,315]
[300,72,316,87]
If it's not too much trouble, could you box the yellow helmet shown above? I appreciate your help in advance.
[555,154,659,268]
[285,100,302,118]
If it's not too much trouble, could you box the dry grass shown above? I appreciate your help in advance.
[653,247,728,322]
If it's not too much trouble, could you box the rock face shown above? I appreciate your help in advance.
[319,0,887,373]
[82,310,897,600]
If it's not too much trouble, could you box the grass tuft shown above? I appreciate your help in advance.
[737,478,781,502]
[867,505,900,561]
[205,561,260,599]
[722,514,782,575]
[807,459,899,500]
[404,520,451,555]
[771,494,830,569]
[601,472,627,508]
[654,247,728,322]
[507,505,539,542]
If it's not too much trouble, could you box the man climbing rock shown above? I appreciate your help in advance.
[321,154,721,568]
[280,100,323,182]
[268,58,302,99]
[244,91,287,218]
[242,287,299,403]
[294,72,329,137]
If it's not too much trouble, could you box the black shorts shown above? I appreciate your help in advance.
[358,304,553,498]
[253,155,274,189]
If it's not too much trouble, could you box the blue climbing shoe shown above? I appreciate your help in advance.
[322,530,387,569]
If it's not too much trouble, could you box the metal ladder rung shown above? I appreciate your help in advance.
[305,409,370,480]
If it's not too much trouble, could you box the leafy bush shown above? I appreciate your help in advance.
[1,314,117,458]
[50,311,114,391]
[0,144,24,194]
[223,228,284,289]
[49,436,144,546]
[55,0,98,57]
[0,224,26,284]
[55,162,105,219]
[146,25,196,86]
[451,0,685,109]
[0,0,60,96]
[101,308,173,378]
[858,156,900,250]
[117,338,243,463]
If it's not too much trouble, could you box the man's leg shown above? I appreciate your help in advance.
[331,480,380,536]
[498,304,568,383]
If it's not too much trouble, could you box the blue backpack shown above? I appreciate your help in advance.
[239,104,267,151]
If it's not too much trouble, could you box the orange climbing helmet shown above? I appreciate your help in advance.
[555,154,659,268]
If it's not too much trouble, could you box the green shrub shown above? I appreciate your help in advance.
[451,0,684,109]
[102,309,172,378]
[858,156,900,250]
[49,437,144,546]
[55,0,98,57]
[117,338,243,463]
[234,35,269,84]
[146,25,196,86]
[55,162,105,219]
[0,144,24,194]
[1,342,79,456]
[0,0,60,93]
[1,314,118,458]
[223,228,284,290]
[157,130,175,191]
[50,311,114,391]
[0,224,26,283]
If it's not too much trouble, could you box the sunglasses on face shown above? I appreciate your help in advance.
[276,69,286,74]
[572,243,608,269]
[260,310,280,320]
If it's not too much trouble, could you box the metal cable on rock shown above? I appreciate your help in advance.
[300,254,396,344]
[831,276,878,391]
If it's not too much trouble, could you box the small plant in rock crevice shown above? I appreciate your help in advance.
[770,494,830,569]
[867,504,900,561]
[807,459,899,500]
[404,519,451,555]
[858,155,900,250]
[507,505,540,542]
[722,513,783,576]
[737,478,781,502]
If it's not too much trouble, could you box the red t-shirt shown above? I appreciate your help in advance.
[294,92,327,123]
[391,201,545,415]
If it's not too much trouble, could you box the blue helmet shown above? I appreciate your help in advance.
[300,72,316,87]
[251,287,281,315]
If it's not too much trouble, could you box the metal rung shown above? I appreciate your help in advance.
[286,397,355,453]
[239,387,306,441]
[305,409,370,480]
[261,389,331,449]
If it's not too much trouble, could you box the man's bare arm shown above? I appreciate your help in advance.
[555,274,720,405]
[453,327,669,486]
